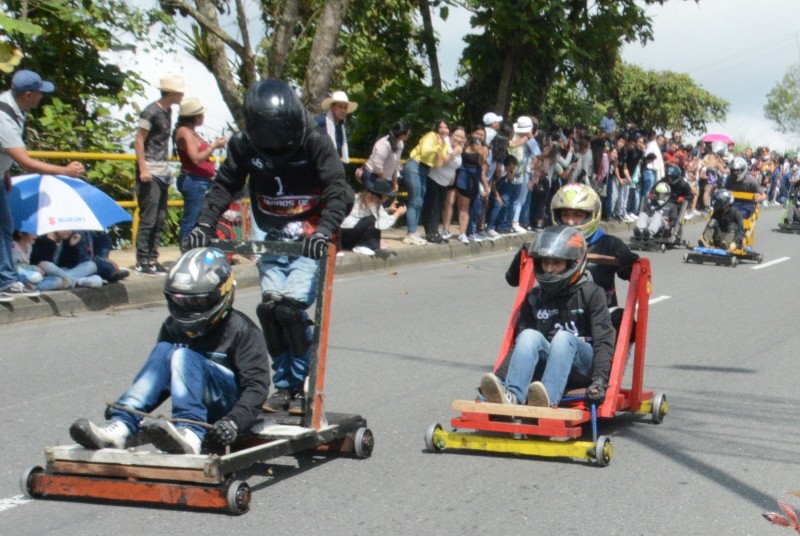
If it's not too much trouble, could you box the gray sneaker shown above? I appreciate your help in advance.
[147,420,201,454]
[70,418,130,449]
[526,381,551,407]
[480,373,517,404]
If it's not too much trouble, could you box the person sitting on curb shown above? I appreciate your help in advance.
[340,178,406,256]
[68,247,269,455]
[481,226,615,407]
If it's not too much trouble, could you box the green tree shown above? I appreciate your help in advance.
[765,63,800,134]
[614,63,728,133]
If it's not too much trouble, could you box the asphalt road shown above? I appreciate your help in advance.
[2,208,799,535]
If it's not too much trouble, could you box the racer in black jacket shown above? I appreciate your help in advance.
[69,248,269,455]
[481,227,615,407]
[182,79,354,415]
[698,189,745,251]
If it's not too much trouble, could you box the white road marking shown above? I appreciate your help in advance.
[0,495,30,513]
[648,295,671,305]
[751,256,790,270]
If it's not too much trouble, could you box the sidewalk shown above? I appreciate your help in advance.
[0,217,706,325]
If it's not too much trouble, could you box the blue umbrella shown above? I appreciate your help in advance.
[9,174,132,234]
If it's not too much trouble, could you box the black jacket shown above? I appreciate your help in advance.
[197,111,354,240]
[158,309,270,432]
[497,275,616,385]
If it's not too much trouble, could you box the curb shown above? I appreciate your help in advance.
[0,218,708,326]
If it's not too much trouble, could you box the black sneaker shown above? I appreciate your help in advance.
[262,389,291,413]
[135,263,158,276]
[288,391,306,416]
[426,233,445,244]
[150,262,169,276]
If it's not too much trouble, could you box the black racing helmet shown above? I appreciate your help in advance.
[729,156,747,181]
[665,164,682,183]
[164,248,235,338]
[528,226,588,296]
[243,78,306,160]
[711,189,734,212]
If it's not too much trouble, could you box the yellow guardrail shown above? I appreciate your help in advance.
[27,151,370,244]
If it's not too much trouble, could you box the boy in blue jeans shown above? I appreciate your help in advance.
[481,226,615,407]
[485,155,518,238]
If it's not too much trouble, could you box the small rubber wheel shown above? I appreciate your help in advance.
[660,243,666,253]
[595,436,612,467]
[20,466,43,499]
[425,423,443,453]
[730,256,738,267]
[652,392,668,424]
[226,480,251,515]
[757,253,764,264]
[354,427,374,459]
[682,253,689,263]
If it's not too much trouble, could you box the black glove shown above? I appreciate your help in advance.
[585,379,607,405]
[301,231,330,260]
[204,417,238,450]
[181,222,216,252]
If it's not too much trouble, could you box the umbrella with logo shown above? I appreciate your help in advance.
[9,174,132,235]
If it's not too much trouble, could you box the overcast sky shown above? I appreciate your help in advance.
[132,0,800,151]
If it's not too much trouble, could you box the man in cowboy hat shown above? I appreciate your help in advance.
[315,90,357,163]
[134,72,187,277]
[0,69,84,300]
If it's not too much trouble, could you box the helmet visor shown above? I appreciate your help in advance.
[165,291,221,314]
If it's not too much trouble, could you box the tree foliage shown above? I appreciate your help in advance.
[765,63,800,135]
[615,63,728,134]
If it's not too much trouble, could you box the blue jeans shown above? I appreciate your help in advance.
[639,169,655,212]
[487,181,514,230]
[39,260,97,288]
[111,343,239,439]
[503,329,594,405]
[0,184,18,289]
[401,159,428,234]
[511,180,530,226]
[258,254,319,390]
[177,173,213,243]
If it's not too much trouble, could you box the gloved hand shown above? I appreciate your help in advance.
[301,231,330,260]
[727,241,738,253]
[181,223,216,252]
[585,379,607,405]
[204,417,238,451]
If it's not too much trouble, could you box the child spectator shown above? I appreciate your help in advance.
[484,154,518,240]
[480,226,615,407]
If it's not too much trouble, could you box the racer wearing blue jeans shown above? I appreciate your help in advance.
[70,248,270,455]
[481,226,615,407]
[183,79,353,415]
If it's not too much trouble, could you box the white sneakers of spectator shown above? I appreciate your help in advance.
[352,246,375,256]
[512,223,527,234]
[0,281,41,301]
[76,275,104,288]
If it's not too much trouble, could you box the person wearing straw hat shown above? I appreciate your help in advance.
[174,97,227,243]
[315,90,357,163]
[133,72,188,277]
[0,69,82,300]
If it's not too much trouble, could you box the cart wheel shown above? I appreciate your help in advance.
[354,427,374,459]
[20,466,43,499]
[757,253,764,264]
[660,243,666,253]
[682,253,689,263]
[730,256,738,267]
[651,392,668,424]
[594,436,612,467]
[425,423,443,453]
[225,480,251,515]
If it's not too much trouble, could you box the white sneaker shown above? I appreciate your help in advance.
[402,234,427,246]
[70,418,130,449]
[469,234,484,243]
[77,275,104,288]
[458,234,470,244]
[512,223,527,234]
[526,381,551,407]
[352,246,375,256]
[441,229,452,240]
[148,420,202,455]
[486,229,501,240]
[1,281,41,298]
[624,213,636,222]
[684,210,695,219]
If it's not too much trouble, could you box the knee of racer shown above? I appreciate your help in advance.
[550,329,578,347]
[516,328,546,346]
